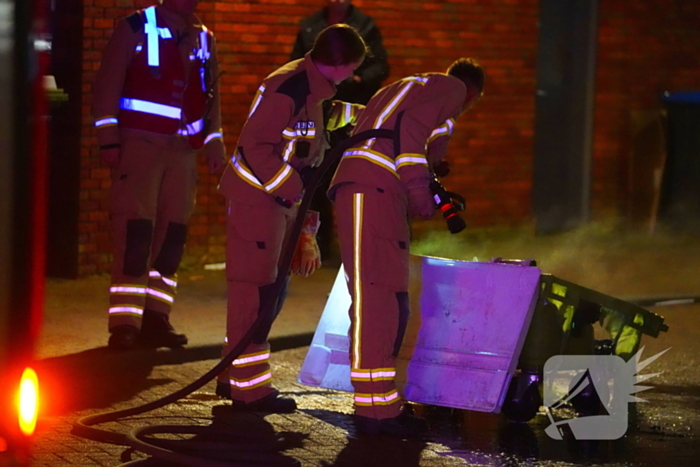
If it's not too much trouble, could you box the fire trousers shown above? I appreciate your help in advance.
[221,198,295,403]
[334,184,411,420]
[108,129,197,330]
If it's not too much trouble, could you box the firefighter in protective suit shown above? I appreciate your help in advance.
[216,25,366,413]
[93,0,226,349]
[328,58,485,436]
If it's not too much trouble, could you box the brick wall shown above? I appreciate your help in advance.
[593,0,700,218]
[77,0,700,276]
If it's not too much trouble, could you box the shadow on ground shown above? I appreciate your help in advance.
[36,333,315,416]
[303,408,428,467]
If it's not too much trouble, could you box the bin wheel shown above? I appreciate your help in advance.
[502,374,542,423]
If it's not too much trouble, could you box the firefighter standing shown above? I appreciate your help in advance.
[93,0,226,350]
[216,25,366,413]
[328,58,485,436]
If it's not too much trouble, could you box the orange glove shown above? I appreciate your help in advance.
[292,211,321,277]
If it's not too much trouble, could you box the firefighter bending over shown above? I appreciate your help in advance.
[328,58,485,436]
[215,25,366,413]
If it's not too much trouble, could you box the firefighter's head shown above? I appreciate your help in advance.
[162,0,201,16]
[311,24,367,84]
[447,58,485,113]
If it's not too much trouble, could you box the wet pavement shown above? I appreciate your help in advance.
[30,226,700,466]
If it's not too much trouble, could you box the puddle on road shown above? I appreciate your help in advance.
[420,400,698,467]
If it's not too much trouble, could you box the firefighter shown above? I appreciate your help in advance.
[216,24,366,413]
[92,0,226,350]
[328,58,485,436]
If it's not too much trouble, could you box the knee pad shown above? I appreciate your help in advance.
[153,222,188,276]
[124,219,154,277]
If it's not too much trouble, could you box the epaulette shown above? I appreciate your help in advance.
[126,11,145,33]
[276,71,310,117]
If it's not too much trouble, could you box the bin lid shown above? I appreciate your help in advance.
[661,91,700,104]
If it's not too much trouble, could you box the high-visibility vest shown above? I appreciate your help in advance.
[119,6,211,148]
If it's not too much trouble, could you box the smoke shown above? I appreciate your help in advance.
[411,219,700,299]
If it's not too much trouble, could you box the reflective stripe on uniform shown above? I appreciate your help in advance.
[109,306,144,317]
[110,285,147,295]
[282,128,316,139]
[229,370,272,390]
[95,117,118,128]
[120,98,181,120]
[149,270,177,288]
[395,153,428,169]
[228,151,295,194]
[204,131,224,145]
[197,28,210,61]
[354,390,400,406]
[146,287,174,304]
[229,153,264,188]
[232,350,271,367]
[282,140,297,162]
[248,85,266,118]
[144,6,160,67]
[264,164,294,193]
[350,368,397,382]
[352,193,364,369]
[407,76,429,85]
[428,118,455,143]
[374,81,415,128]
[361,76,428,148]
[364,80,417,149]
[342,149,398,177]
[177,118,205,136]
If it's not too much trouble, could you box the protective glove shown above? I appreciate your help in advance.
[406,179,436,220]
[291,211,322,277]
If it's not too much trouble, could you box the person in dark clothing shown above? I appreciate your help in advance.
[290,0,389,105]
[290,0,390,263]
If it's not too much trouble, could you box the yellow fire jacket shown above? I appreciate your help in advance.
[218,53,363,209]
[329,73,466,200]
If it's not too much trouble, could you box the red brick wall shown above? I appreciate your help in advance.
[593,0,700,218]
[77,0,700,276]
[79,0,539,275]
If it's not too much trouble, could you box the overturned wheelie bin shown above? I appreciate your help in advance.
[298,254,669,422]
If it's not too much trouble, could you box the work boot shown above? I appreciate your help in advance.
[138,310,188,348]
[108,325,139,350]
[232,390,297,414]
[354,411,429,438]
[215,381,231,400]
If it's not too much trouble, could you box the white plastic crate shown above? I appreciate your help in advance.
[299,255,542,412]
